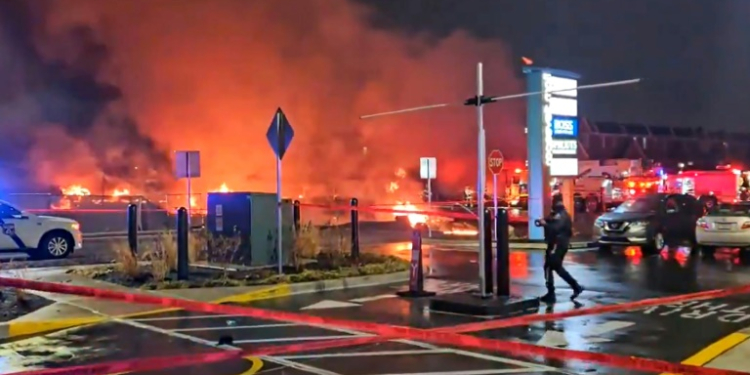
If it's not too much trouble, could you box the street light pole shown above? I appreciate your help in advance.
[475,63,489,297]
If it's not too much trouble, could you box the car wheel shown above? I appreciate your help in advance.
[643,231,666,254]
[33,231,74,260]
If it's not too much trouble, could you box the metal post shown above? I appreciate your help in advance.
[176,207,189,281]
[350,198,360,259]
[476,62,489,297]
[126,204,138,256]
[493,173,498,241]
[482,208,493,296]
[293,200,301,234]
[396,223,436,298]
[496,208,510,297]
[427,176,432,238]
[275,113,283,274]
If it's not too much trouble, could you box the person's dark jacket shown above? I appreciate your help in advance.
[545,208,573,241]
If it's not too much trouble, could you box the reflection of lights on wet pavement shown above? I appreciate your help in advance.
[659,247,690,266]
[624,246,642,265]
[509,251,528,279]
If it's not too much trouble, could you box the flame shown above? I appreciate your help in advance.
[392,201,427,227]
[62,185,91,196]
[387,181,399,193]
[190,196,198,208]
[444,228,479,236]
[213,183,231,193]
[112,188,131,197]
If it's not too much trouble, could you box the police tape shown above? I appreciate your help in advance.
[7,351,240,375]
[10,330,750,375]
[2,277,750,375]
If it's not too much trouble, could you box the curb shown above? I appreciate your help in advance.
[0,271,408,340]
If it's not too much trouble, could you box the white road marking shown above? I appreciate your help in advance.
[349,294,397,303]
[133,314,238,321]
[301,300,361,310]
[234,335,362,344]
[51,300,341,375]
[374,369,544,375]
[171,323,297,332]
[279,349,449,359]
[536,320,634,347]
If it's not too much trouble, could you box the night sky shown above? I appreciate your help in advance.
[360,0,746,131]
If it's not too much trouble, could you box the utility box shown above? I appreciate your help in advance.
[206,192,293,267]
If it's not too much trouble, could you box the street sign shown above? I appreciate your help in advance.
[488,149,504,175]
[266,108,295,160]
[419,157,436,179]
[174,151,201,178]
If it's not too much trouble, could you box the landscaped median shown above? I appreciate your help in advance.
[0,224,409,339]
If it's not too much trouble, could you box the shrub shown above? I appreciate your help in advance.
[292,222,321,269]
[112,241,139,278]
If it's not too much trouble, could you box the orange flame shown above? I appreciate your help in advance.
[113,188,131,197]
[392,201,427,227]
[213,183,231,193]
[62,185,91,196]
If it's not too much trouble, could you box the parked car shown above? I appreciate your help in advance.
[0,200,82,259]
[696,202,750,257]
[593,193,702,254]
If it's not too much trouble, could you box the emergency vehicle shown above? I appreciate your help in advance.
[663,169,742,206]
[0,200,82,259]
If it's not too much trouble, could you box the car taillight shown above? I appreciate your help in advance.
[742,222,750,230]
[697,219,709,229]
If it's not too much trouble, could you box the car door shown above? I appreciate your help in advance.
[0,202,29,250]
[663,195,683,241]
[675,195,700,238]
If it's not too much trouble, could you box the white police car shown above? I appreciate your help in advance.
[0,200,83,259]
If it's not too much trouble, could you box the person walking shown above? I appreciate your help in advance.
[538,200,584,303]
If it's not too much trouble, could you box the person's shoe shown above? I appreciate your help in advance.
[571,286,584,300]
[540,293,556,304]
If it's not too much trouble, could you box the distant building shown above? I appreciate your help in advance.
[577,119,749,169]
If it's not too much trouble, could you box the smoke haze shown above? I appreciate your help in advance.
[0,0,525,202]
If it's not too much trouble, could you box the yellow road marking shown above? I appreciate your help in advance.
[7,284,292,337]
[660,332,749,375]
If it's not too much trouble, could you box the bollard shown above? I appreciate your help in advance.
[495,208,510,297]
[396,224,436,298]
[293,200,301,233]
[350,198,360,259]
[126,204,138,256]
[481,208,494,297]
[176,207,189,281]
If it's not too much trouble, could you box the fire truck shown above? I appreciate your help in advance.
[662,169,743,206]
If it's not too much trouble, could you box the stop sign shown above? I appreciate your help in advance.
[488,150,504,174]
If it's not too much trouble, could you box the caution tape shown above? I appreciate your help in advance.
[3,277,750,375]
[7,351,240,375]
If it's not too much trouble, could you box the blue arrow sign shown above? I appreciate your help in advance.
[266,108,294,160]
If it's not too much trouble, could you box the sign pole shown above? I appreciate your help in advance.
[427,158,432,239]
[493,173,498,239]
[476,62,488,298]
[275,112,283,275]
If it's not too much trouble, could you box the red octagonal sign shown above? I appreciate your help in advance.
[488,149,504,175]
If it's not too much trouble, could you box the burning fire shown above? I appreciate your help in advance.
[213,183,231,193]
[62,185,91,196]
[392,201,427,227]
[113,188,131,197]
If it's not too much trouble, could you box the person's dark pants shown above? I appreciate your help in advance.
[544,238,581,293]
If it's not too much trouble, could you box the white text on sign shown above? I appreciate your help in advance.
[642,301,750,324]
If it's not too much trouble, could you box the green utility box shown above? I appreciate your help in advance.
[206,192,293,267]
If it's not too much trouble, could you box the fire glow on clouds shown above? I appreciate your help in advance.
[0,0,526,204]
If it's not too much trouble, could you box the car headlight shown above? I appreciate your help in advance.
[71,222,80,231]
[594,219,605,228]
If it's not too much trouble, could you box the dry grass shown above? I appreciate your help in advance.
[1,259,31,306]
[292,222,321,268]
[112,241,139,278]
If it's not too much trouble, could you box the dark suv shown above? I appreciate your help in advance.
[593,193,702,253]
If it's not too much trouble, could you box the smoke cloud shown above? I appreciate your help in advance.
[0,0,525,202]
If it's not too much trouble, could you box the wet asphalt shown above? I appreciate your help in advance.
[3,244,750,375]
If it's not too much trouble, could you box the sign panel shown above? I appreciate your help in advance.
[550,116,579,138]
[420,157,437,179]
[174,150,201,178]
[543,75,578,97]
[266,108,295,160]
[487,150,504,175]
[549,140,578,156]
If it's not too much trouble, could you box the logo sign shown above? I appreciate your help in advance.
[544,75,578,98]
[266,107,295,160]
[550,116,578,138]
[550,140,578,156]
[488,149,504,175]
[174,151,201,179]
[420,157,437,179]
